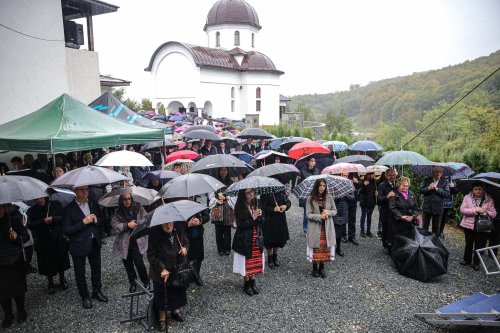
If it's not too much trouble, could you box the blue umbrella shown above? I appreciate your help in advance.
[269,138,288,150]
[253,150,273,159]
[349,140,383,152]
[169,114,185,122]
[230,151,254,164]
[410,163,458,177]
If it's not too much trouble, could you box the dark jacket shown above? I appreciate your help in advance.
[333,196,350,225]
[359,178,377,208]
[216,147,231,154]
[261,192,291,248]
[232,207,262,258]
[200,145,217,156]
[147,226,189,283]
[389,190,419,237]
[63,200,102,257]
[241,144,256,155]
[300,166,319,181]
[377,180,396,209]
[420,177,450,215]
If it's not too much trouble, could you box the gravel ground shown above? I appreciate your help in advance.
[4,198,499,333]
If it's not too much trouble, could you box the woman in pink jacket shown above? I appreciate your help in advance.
[459,182,496,271]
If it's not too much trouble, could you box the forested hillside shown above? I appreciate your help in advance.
[289,51,499,169]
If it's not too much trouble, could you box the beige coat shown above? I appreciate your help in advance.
[306,194,337,249]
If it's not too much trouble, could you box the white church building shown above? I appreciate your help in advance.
[145,0,284,127]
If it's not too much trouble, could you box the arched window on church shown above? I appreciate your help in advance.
[234,31,240,46]
[251,33,254,47]
[216,32,220,47]
[231,87,235,112]
[256,87,261,112]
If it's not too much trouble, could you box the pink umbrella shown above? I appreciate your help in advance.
[176,141,187,149]
[321,162,368,175]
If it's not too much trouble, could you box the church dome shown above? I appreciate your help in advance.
[241,52,281,73]
[204,0,261,31]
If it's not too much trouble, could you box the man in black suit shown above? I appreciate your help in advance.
[420,166,450,236]
[377,168,397,254]
[241,138,256,155]
[200,140,217,156]
[217,141,231,154]
[63,186,108,309]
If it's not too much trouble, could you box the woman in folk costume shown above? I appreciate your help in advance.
[306,179,337,278]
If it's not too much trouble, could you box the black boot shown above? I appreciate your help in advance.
[272,254,280,267]
[47,276,56,294]
[15,296,27,323]
[319,263,326,278]
[312,263,319,277]
[244,280,253,296]
[250,279,260,295]
[59,272,69,290]
[1,300,14,329]
[268,255,275,269]
[336,244,344,257]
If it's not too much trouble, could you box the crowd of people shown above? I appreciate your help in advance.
[0,138,498,331]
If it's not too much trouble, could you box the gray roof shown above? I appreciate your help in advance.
[145,42,284,75]
[280,95,291,102]
[100,75,131,87]
[204,0,261,31]
[62,0,119,20]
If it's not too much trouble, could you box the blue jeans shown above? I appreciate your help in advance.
[360,206,374,234]
[303,206,308,233]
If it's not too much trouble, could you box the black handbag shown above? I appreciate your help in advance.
[474,196,494,233]
[255,226,264,248]
[0,246,25,267]
[476,216,494,233]
[166,235,199,288]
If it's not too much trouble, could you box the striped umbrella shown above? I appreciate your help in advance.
[225,176,285,196]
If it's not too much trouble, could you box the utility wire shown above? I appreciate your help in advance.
[401,66,500,150]
[0,23,64,42]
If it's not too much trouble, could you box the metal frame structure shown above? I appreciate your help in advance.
[120,280,155,331]
[476,245,500,276]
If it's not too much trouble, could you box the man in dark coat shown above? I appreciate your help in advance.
[216,141,231,154]
[241,138,256,155]
[345,174,359,245]
[420,166,450,236]
[200,140,217,156]
[63,186,108,309]
[28,198,70,294]
[377,169,397,254]
[358,172,377,237]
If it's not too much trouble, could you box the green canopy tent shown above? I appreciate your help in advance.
[0,94,164,153]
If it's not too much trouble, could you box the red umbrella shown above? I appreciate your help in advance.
[165,150,199,162]
[288,141,330,160]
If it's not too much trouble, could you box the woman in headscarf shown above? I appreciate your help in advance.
[147,221,189,330]
[306,178,337,278]
[27,197,70,295]
[111,192,149,293]
[0,204,29,328]
[232,188,264,296]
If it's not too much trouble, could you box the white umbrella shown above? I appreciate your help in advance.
[0,175,49,204]
[51,166,128,188]
[98,186,159,207]
[95,150,153,167]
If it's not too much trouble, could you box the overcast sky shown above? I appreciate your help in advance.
[87,0,500,100]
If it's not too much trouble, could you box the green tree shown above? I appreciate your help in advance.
[140,98,152,111]
[292,127,301,137]
[302,128,313,139]
[296,103,315,121]
[462,147,490,174]
[111,87,125,102]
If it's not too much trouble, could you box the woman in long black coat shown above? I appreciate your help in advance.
[0,204,29,328]
[147,222,189,330]
[388,176,419,243]
[261,191,290,269]
[27,198,70,294]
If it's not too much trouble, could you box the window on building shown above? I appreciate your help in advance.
[231,87,235,99]
[231,100,235,112]
[251,33,254,47]
[231,87,235,112]
[216,32,220,47]
[234,31,240,46]
[256,87,261,112]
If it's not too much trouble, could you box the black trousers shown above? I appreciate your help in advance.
[380,209,392,249]
[215,225,231,252]
[423,212,442,235]
[0,296,25,316]
[346,206,357,239]
[122,240,149,286]
[71,239,102,298]
[439,208,452,234]
[335,224,346,250]
[463,228,489,265]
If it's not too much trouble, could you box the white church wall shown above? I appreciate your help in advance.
[242,72,280,126]
[206,24,259,50]
[0,0,68,124]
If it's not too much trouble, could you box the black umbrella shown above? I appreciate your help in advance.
[183,129,221,141]
[236,128,273,139]
[334,155,375,167]
[218,137,239,149]
[140,140,178,152]
[457,178,500,201]
[190,154,250,177]
[294,153,335,173]
[279,137,309,152]
[247,164,300,184]
[391,226,449,283]
[131,200,207,238]
[225,176,285,196]
[6,169,53,184]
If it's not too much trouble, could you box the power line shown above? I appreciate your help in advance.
[401,66,500,150]
[0,23,64,42]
